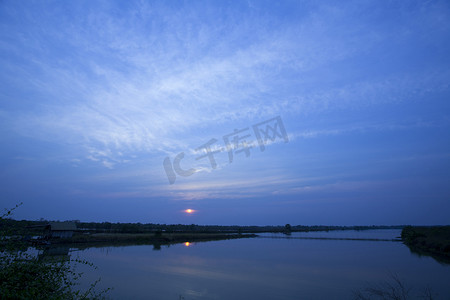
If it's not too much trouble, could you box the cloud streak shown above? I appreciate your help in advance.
[2,0,447,169]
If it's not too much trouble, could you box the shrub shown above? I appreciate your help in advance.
[0,203,110,299]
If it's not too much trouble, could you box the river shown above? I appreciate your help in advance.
[71,229,450,299]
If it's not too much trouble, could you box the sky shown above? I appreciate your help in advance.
[1,0,449,226]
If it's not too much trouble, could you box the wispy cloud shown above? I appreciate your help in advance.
[291,118,444,140]
[3,0,447,170]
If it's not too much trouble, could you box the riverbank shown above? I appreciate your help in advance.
[401,226,450,264]
[43,232,257,247]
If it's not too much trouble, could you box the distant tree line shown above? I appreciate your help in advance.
[1,217,406,235]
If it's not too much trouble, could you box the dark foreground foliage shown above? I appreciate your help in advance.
[353,273,438,300]
[0,204,110,299]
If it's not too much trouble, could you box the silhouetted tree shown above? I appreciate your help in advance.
[285,224,292,232]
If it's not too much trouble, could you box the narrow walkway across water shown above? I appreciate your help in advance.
[257,236,402,242]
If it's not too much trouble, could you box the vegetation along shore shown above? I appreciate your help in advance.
[401,226,450,264]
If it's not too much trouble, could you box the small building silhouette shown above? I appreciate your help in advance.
[48,222,77,238]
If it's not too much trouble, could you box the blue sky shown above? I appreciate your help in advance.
[1,0,449,225]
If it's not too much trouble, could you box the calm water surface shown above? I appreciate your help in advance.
[74,230,450,299]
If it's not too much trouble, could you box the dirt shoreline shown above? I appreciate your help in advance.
[38,232,257,246]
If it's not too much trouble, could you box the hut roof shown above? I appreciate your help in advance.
[49,222,77,231]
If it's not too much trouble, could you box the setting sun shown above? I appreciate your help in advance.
[185,209,195,214]
[184,242,190,247]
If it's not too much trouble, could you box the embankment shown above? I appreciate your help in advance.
[401,226,450,264]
